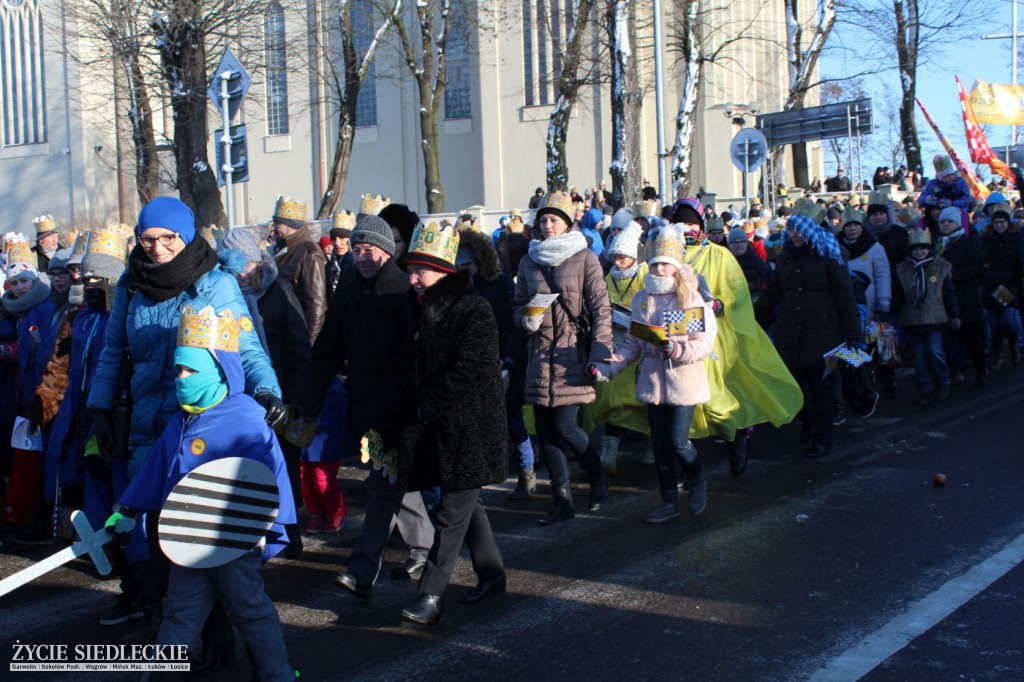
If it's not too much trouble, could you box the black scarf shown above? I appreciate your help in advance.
[127,237,218,302]
[842,230,877,260]
[910,255,935,308]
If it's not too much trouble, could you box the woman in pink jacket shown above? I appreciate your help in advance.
[597,226,717,522]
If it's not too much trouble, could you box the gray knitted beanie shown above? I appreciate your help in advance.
[350,215,396,256]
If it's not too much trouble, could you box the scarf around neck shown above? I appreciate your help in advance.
[245,253,279,299]
[939,227,964,253]
[610,261,641,280]
[528,231,588,268]
[1,278,51,315]
[645,273,676,295]
[910,255,935,308]
[842,231,876,260]
[127,236,218,302]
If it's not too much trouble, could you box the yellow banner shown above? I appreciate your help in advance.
[968,80,1024,125]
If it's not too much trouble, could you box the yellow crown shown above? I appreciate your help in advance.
[895,205,921,227]
[908,227,932,248]
[177,304,254,354]
[842,206,865,225]
[648,227,685,265]
[634,199,660,218]
[85,224,132,263]
[408,220,460,267]
[360,194,391,216]
[333,210,356,230]
[33,215,57,234]
[792,197,825,224]
[3,232,34,269]
[539,191,575,221]
[868,188,891,207]
[273,196,307,222]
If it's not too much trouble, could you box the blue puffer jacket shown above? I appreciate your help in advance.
[86,268,281,474]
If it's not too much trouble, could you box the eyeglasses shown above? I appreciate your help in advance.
[139,233,179,248]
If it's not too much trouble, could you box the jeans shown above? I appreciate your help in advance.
[647,405,701,492]
[910,330,949,392]
[533,405,601,487]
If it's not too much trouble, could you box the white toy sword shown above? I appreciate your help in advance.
[0,510,135,598]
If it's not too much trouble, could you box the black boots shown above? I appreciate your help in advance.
[587,472,609,511]
[401,594,444,625]
[509,467,536,500]
[461,575,507,604]
[538,485,575,525]
[727,434,748,477]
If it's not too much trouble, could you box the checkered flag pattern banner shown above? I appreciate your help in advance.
[663,307,705,336]
[957,75,1015,184]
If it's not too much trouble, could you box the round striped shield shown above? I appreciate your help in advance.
[159,457,280,569]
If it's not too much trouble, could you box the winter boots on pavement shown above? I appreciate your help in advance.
[537,485,575,525]
[509,467,536,500]
[645,490,682,524]
[600,436,619,476]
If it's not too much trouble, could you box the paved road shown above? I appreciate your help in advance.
[2,366,1023,681]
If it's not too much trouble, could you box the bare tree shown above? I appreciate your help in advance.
[819,77,867,170]
[606,0,642,209]
[546,0,599,190]
[668,0,700,198]
[313,0,403,218]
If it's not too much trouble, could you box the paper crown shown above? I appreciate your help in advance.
[867,188,891,207]
[333,210,356,230]
[3,232,34,270]
[406,220,460,269]
[895,205,921,227]
[273,196,307,222]
[539,191,576,222]
[792,197,825,224]
[933,154,957,178]
[68,231,88,259]
[634,199,660,218]
[200,225,224,248]
[647,226,686,267]
[705,215,725,232]
[748,218,768,234]
[359,194,391,216]
[64,229,81,248]
[85,224,132,263]
[842,206,865,225]
[33,215,57,234]
[907,227,932,248]
[177,304,253,354]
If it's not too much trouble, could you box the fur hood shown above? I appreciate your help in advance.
[457,229,499,282]
[421,269,475,327]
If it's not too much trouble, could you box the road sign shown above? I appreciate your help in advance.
[215,125,249,186]
[755,98,873,148]
[207,49,251,123]
[730,128,768,172]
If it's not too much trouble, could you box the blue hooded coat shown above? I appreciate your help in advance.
[579,208,606,257]
[86,269,280,475]
[119,338,296,561]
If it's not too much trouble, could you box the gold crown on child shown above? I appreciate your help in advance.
[409,220,460,266]
[3,232,34,268]
[177,304,254,353]
[273,196,307,222]
[360,194,391,216]
[792,197,825,224]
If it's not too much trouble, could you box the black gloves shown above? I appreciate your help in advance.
[255,392,287,428]
[90,409,117,461]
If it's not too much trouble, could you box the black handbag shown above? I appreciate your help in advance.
[110,281,136,460]
[541,266,593,362]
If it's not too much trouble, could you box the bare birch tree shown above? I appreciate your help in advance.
[606,0,642,209]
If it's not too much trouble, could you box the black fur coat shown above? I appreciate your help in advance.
[397,270,507,492]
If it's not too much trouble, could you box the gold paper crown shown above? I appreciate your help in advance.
[895,205,921,227]
[177,304,254,354]
[539,191,575,221]
[907,227,932,248]
[63,229,81,248]
[792,197,825,224]
[648,227,685,265]
[705,216,725,232]
[333,210,356,230]
[359,194,391,216]
[273,196,307,222]
[85,224,132,263]
[408,220,460,267]
[33,215,57,234]
[634,199,660,218]
[3,232,34,269]
[842,207,865,225]
[868,188,891,207]
[933,154,956,176]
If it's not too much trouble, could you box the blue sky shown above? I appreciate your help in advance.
[820,3,1010,182]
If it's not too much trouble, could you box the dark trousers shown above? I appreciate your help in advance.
[533,405,601,487]
[793,368,837,448]
[418,488,504,597]
[946,322,987,376]
[647,404,701,492]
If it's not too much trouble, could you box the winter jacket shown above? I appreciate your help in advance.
[609,287,716,406]
[300,257,414,442]
[274,225,328,341]
[731,248,770,298]
[981,228,1022,311]
[893,257,958,332]
[866,218,909,274]
[459,229,516,356]
[939,234,985,324]
[754,244,861,370]
[495,230,530,277]
[579,208,606,257]
[256,280,310,404]
[605,263,649,308]
[918,178,974,231]
[513,243,613,407]
[842,232,892,320]
[397,271,507,493]
[87,268,281,474]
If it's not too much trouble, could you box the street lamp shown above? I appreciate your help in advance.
[724,102,760,128]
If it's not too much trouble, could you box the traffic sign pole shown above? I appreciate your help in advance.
[221,71,235,228]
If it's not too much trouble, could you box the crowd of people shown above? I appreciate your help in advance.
[0,150,1021,678]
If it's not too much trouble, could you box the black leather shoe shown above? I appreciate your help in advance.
[333,572,373,601]
[804,443,829,459]
[401,594,443,625]
[728,436,748,477]
[390,558,427,581]
[461,575,507,604]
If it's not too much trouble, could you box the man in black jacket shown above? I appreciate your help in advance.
[299,215,433,600]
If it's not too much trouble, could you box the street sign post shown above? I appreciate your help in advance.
[730,128,768,210]
[214,125,249,186]
[208,49,251,228]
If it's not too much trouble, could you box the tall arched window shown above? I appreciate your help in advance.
[264,1,289,135]
[444,21,471,119]
[352,0,377,127]
[522,0,573,106]
[0,0,48,146]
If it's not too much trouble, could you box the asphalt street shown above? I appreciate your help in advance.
[2,365,1022,681]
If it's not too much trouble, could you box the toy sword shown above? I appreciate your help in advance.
[0,510,135,598]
